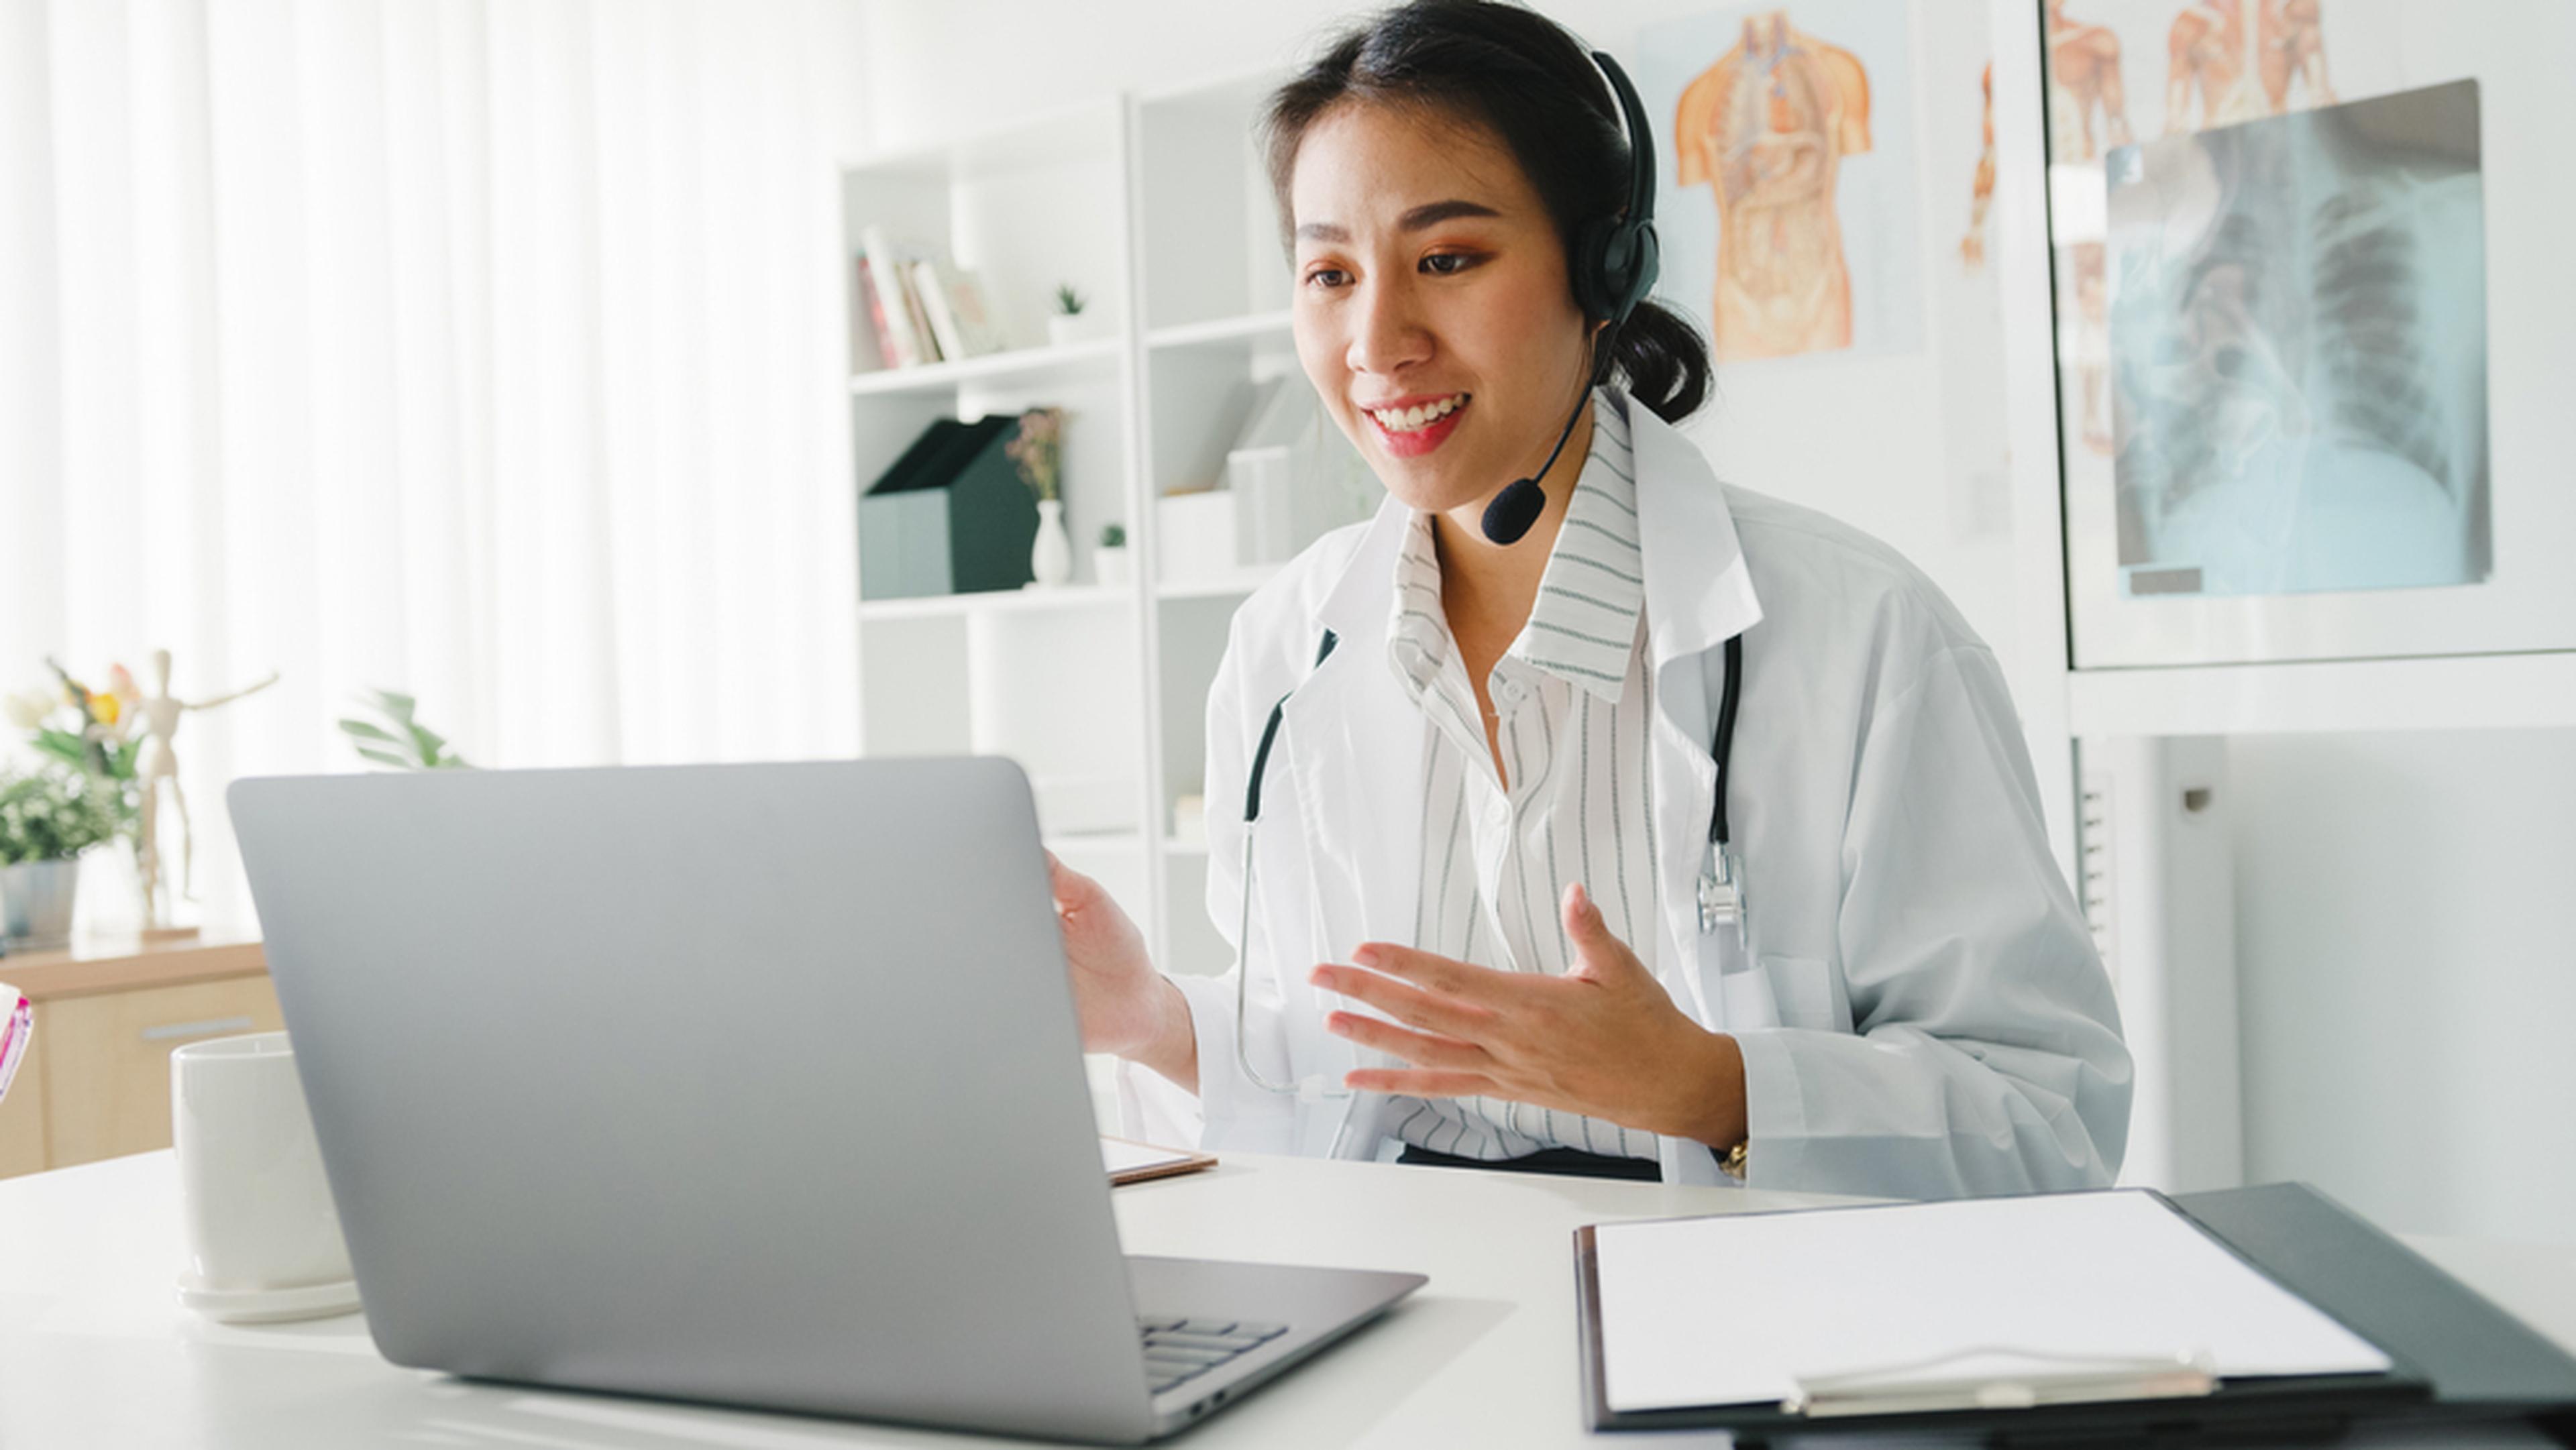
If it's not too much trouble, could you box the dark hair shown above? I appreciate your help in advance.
[1260,0,1712,425]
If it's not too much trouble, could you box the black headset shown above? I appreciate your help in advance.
[1481,48,1663,545]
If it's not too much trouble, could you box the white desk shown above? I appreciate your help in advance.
[4,1152,2573,1449]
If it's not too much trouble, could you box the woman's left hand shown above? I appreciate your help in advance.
[1309,883,1747,1149]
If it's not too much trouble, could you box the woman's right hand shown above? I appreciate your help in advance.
[1046,852,1198,1091]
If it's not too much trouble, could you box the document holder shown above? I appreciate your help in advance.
[1574,1182,2576,1442]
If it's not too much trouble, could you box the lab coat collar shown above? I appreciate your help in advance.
[1310,392,1763,657]
[1630,400,1764,665]
[1314,490,1414,649]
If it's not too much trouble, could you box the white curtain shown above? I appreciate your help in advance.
[1,0,867,932]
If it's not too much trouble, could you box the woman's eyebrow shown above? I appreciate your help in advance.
[1293,198,1503,245]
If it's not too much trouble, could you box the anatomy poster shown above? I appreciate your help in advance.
[2104,80,2489,598]
[2045,0,2386,152]
[1633,0,1923,364]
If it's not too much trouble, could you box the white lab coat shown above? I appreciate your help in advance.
[1122,396,2133,1198]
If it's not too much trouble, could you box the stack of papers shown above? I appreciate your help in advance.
[1592,1190,2391,1414]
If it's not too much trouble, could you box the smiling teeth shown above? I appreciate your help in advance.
[1371,394,1466,432]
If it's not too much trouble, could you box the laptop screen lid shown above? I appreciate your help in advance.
[229,758,1157,1443]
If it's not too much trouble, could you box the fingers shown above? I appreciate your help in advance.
[1324,1010,1490,1070]
[1342,1067,1497,1098]
[1309,962,1499,1040]
[1562,881,1645,984]
[1345,941,1514,999]
[1562,881,1606,943]
[1047,850,1098,911]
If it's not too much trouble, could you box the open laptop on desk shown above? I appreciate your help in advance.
[229,758,1422,1445]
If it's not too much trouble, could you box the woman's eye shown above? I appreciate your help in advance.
[1304,267,1350,290]
[1421,252,1480,276]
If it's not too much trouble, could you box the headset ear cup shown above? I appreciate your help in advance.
[1572,215,1615,322]
[1588,220,1650,326]
[1621,222,1660,318]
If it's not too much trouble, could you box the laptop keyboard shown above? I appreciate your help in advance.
[1137,1317,1289,1396]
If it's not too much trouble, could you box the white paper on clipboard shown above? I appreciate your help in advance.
[1591,1189,2390,1414]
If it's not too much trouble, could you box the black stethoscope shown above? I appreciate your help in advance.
[1232,627,1746,1100]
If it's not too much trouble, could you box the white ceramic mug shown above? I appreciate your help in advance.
[170,1031,354,1302]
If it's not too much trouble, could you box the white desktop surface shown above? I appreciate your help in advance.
[0,1148,1831,1447]
[4,1151,2573,1448]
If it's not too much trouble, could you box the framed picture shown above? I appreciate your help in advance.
[2044,0,2576,667]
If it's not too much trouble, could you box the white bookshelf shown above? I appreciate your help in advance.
[845,335,1122,398]
[837,72,1370,980]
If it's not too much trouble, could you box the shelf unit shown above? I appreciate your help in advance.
[2063,651,2576,739]
[837,69,1370,983]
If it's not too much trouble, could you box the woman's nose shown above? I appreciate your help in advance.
[1345,276,1431,378]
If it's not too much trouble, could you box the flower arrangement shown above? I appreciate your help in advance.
[0,765,127,866]
[5,660,141,841]
[1006,407,1065,504]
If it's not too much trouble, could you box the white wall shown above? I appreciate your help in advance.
[856,0,2028,689]
[2228,729,2576,1245]
[861,0,2574,1245]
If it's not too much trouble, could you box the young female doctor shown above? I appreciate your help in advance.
[1049,0,2133,1198]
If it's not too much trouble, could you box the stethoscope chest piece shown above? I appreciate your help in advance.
[1697,838,1746,938]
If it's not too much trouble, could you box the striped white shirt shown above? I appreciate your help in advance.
[1382,390,1662,1162]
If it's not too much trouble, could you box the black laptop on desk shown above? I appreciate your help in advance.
[1574,1182,2576,1443]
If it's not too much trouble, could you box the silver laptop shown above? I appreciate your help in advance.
[228,757,1422,1443]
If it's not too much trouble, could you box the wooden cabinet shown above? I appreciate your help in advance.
[0,939,276,1178]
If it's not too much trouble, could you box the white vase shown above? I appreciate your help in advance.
[1030,499,1073,587]
[1046,311,1113,348]
[1093,545,1131,588]
[0,856,80,952]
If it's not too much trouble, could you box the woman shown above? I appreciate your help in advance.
[1050,0,2131,1197]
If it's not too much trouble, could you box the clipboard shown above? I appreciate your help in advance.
[1573,1182,2576,1441]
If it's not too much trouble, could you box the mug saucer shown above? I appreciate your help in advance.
[176,1272,362,1325]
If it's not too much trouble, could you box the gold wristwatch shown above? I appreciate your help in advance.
[1719,1137,1750,1180]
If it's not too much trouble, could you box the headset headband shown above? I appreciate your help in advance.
[1592,50,1656,242]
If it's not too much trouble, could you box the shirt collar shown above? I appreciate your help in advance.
[1383,390,1645,706]
[1386,511,1450,706]
[1511,392,1642,703]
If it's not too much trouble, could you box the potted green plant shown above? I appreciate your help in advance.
[1046,282,1112,347]
[1094,521,1131,587]
[335,689,474,771]
[0,765,128,952]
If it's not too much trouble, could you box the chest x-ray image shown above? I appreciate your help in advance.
[2104,79,2488,600]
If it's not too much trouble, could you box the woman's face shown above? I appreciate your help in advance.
[1287,100,1596,517]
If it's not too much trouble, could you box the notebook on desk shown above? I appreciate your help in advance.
[1101,1136,1216,1187]
[1573,1182,2576,1440]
